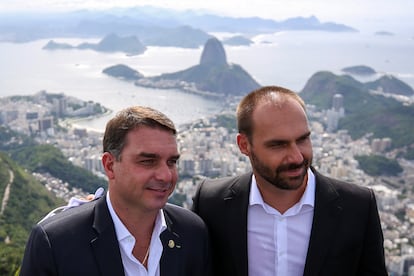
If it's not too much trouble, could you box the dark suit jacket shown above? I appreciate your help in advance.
[192,168,388,276]
[20,196,211,276]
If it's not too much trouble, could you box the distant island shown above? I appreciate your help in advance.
[43,33,147,56]
[375,31,394,36]
[102,65,144,81]
[222,35,253,46]
[103,37,261,97]
[341,65,377,76]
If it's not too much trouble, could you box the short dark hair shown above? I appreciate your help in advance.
[103,106,176,160]
[237,86,306,140]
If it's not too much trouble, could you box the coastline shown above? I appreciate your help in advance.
[59,109,113,133]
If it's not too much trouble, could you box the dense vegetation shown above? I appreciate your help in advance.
[214,114,237,131]
[0,126,107,193]
[365,75,414,96]
[0,153,64,276]
[355,155,403,176]
[0,125,106,275]
[399,147,414,160]
[9,144,106,193]
[0,126,37,151]
[0,120,107,275]
[300,71,414,149]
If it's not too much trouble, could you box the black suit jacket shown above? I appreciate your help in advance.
[20,196,211,276]
[192,169,388,276]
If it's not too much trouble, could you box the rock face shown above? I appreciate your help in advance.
[199,37,227,66]
[103,36,261,96]
[149,37,260,96]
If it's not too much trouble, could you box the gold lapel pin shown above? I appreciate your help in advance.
[168,239,175,248]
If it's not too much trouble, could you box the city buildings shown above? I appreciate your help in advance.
[1,92,413,274]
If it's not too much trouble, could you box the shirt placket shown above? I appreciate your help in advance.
[275,215,288,276]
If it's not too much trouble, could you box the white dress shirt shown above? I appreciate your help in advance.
[107,192,167,276]
[247,169,315,276]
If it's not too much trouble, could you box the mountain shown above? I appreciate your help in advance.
[89,9,357,34]
[199,37,228,66]
[148,37,260,95]
[0,7,357,44]
[0,152,64,275]
[365,75,414,96]
[300,71,414,148]
[138,25,212,48]
[103,37,261,96]
[43,33,147,56]
[340,67,414,96]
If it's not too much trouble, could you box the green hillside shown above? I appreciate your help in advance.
[0,126,107,193]
[9,144,106,193]
[0,152,64,276]
[355,155,403,176]
[0,124,106,275]
[300,71,414,149]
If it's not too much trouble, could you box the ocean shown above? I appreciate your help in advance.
[0,30,413,131]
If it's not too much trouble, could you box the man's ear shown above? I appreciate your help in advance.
[102,152,115,179]
[237,133,250,156]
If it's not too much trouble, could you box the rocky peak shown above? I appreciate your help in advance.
[199,37,227,66]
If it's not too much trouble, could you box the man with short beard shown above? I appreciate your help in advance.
[192,86,387,276]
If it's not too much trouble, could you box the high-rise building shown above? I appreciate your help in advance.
[38,117,54,134]
[332,93,344,111]
[53,97,67,117]
[326,93,345,132]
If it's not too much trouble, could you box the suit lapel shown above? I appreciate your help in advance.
[303,171,343,276]
[90,196,125,276]
[222,173,252,276]
[160,210,181,276]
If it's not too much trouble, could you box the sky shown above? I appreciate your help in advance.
[0,0,413,32]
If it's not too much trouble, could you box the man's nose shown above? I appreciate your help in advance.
[286,143,304,164]
[154,163,174,182]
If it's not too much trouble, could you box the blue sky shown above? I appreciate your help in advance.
[0,0,413,32]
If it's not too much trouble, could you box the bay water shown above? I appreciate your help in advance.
[0,31,413,131]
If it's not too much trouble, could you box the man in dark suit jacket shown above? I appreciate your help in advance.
[192,86,387,275]
[21,197,210,275]
[193,170,386,276]
[20,106,211,276]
